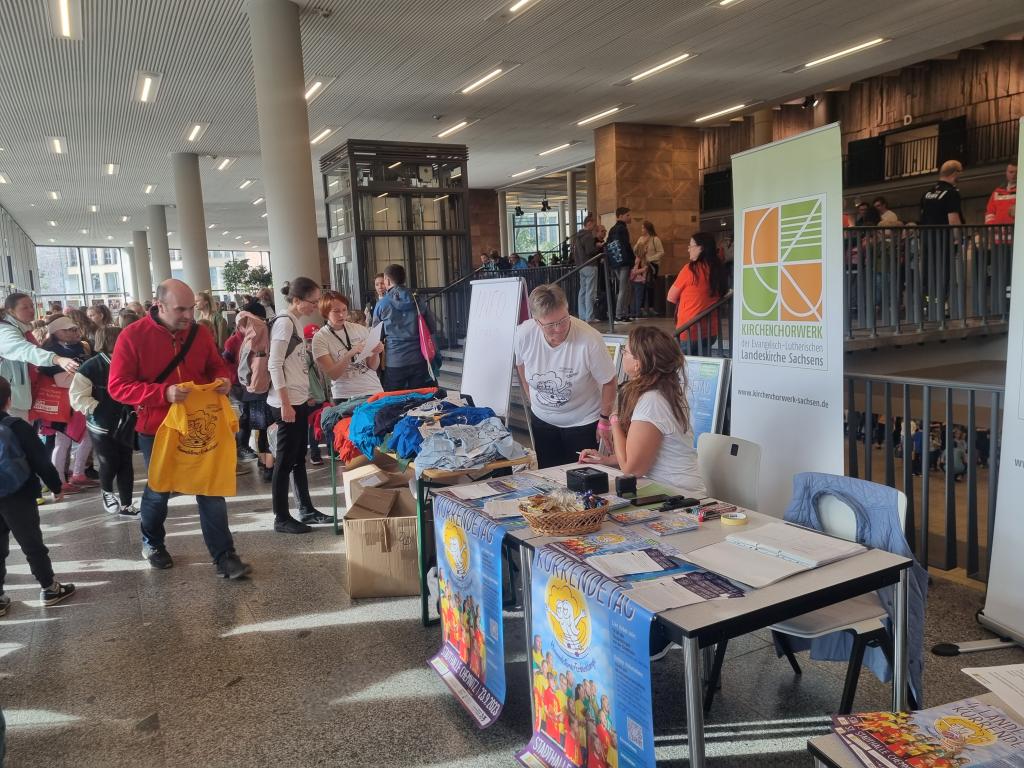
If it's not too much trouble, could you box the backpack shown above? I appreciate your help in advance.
[604,237,625,268]
[236,311,271,395]
[0,416,32,497]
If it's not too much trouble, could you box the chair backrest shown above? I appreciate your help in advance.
[696,433,762,512]
[817,489,908,542]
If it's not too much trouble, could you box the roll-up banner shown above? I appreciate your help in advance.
[730,123,845,515]
[979,117,1024,645]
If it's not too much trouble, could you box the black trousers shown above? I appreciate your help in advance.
[383,361,432,391]
[0,492,54,590]
[92,430,135,506]
[270,403,315,522]
[530,416,599,469]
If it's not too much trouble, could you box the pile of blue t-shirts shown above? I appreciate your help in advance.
[415,417,526,476]
[386,405,498,460]
[348,392,436,459]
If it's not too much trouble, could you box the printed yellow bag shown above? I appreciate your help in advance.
[148,382,239,497]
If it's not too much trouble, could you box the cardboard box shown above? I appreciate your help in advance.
[343,486,420,599]
[342,453,414,506]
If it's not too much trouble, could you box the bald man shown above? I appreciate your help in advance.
[109,279,251,580]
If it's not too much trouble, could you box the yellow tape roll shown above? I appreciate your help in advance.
[721,512,748,526]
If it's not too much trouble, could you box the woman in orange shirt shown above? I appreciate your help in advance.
[667,232,729,355]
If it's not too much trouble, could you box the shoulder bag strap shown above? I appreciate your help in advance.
[154,323,200,384]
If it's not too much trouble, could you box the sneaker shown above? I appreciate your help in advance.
[141,545,174,570]
[216,553,252,580]
[41,582,76,606]
[274,518,312,534]
[299,509,333,525]
[61,481,86,495]
[102,491,120,514]
[0,594,10,617]
[119,503,140,517]
[237,447,258,461]
[69,474,99,488]
[309,454,324,467]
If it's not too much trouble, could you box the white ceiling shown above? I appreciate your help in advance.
[0,0,1021,252]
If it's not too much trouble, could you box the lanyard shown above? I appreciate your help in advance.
[328,323,352,351]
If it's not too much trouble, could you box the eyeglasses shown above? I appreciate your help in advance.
[536,314,571,330]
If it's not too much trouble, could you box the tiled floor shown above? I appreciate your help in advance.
[2,457,1022,767]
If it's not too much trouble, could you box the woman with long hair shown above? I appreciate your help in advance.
[635,220,664,316]
[580,325,706,497]
[267,276,330,533]
[195,291,228,349]
[667,231,729,355]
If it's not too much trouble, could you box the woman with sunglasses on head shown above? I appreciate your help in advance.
[580,325,706,498]
[514,283,618,469]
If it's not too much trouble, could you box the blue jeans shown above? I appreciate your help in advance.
[138,434,236,563]
[577,265,598,322]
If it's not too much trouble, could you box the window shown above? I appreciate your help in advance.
[88,250,99,266]
[105,272,119,292]
[103,249,118,265]
[91,274,101,291]
[510,210,562,258]
[69,251,79,267]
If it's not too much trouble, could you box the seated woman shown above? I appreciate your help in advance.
[580,325,706,498]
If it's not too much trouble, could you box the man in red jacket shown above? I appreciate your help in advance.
[109,279,251,579]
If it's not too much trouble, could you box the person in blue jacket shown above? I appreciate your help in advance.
[371,264,438,391]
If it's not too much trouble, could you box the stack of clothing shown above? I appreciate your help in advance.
[415,417,526,476]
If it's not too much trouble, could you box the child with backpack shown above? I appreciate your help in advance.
[0,376,76,614]
[69,326,138,516]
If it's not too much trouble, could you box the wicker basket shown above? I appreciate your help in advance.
[521,504,609,537]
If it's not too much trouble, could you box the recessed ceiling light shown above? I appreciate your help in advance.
[304,81,323,100]
[375,208,389,215]
[166,231,173,237]
[251,197,264,205]
[244,240,251,245]
[47,191,60,200]
[509,0,536,12]
[459,64,521,94]
[695,103,747,122]
[221,230,230,235]
[106,235,113,240]
[387,161,402,169]
[376,192,388,199]
[207,223,216,229]
[576,106,623,126]
[104,162,119,175]
[0,174,7,184]
[135,71,162,103]
[629,53,691,82]
[328,179,339,188]
[803,38,888,69]
[215,157,235,171]
[260,212,267,218]
[510,167,538,178]
[437,120,470,139]
[50,0,81,39]
[48,136,66,154]
[185,122,209,142]
[88,204,97,212]
[238,179,254,189]
[48,238,55,243]
[79,228,88,234]
[310,127,334,145]
[121,215,129,222]
[48,220,57,227]
[143,183,156,194]
[234,235,242,240]
[538,141,578,156]
[718,0,743,5]
[433,195,449,202]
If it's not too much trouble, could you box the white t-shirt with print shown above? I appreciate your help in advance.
[311,323,383,400]
[267,314,309,408]
[631,390,707,498]
[514,316,617,428]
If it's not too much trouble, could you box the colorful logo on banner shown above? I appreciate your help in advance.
[443,519,471,580]
[518,547,656,768]
[742,196,824,322]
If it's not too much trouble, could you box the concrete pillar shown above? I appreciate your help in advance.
[566,170,578,236]
[585,162,596,217]
[497,191,509,258]
[147,204,172,284]
[172,152,211,293]
[753,108,774,146]
[557,203,566,253]
[246,0,321,298]
[131,231,153,302]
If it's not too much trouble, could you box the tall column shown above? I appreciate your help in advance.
[585,162,597,217]
[566,170,578,235]
[753,108,774,146]
[557,203,566,251]
[246,0,321,298]
[147,204,172,284]
[172,153,211,293]
[497,191,509,258]
[132,231,153,302]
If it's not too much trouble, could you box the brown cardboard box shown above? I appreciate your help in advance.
[342,453,414,506]
[343,486,420,599]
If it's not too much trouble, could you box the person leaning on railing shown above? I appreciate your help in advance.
[667,232,729,355]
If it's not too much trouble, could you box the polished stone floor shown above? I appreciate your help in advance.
[2,456,1022,768]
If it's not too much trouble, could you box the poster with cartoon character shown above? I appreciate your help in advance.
[518,546,656,768]
[429,495,508,728]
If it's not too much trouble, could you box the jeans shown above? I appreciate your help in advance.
[0,491,55,590]
[383,361,432,391]
[269,403,316,522]
[138,434,236,563]
[631,282,647,318]
[615,266,632,318]
[530,416,598,469]
[577,265,598,322]
[91,430,135,506]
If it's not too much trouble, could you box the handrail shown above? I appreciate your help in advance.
[550,253,603,286]
[672,289,733,337]
[846,371,1004,393]
[420,265,486,302]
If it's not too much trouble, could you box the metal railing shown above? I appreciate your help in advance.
[672,289,734,358]
[845,372,1002,580]
[843,224,1013,338]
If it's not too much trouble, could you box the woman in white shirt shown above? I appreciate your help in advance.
[267,276,331,533]
[312,291,383,402]
[580,325,706,498]
[634,220,664,317]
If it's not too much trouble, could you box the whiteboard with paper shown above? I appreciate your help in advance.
[460,277,527,418]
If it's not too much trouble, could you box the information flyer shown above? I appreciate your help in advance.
[429,495,507,728]
[517,546,656,768]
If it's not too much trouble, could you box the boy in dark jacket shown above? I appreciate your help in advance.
[0,376,76,615]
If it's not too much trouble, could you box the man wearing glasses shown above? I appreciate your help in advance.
[514,284,617,468]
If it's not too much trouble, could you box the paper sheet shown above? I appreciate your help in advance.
[448,484,501,501]
[354,322,383,362]
[529,463,624,485]
[627,579,707,613]
[588,550,666,580]
[963,664,1024,718]
[483,499,525,519]
[684,540,809,589]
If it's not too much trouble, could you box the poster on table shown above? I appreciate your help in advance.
[429,495,508,727]
[685,356,730,446]
[517,546,656,768]
[729,123,845,516]
[979,117,1024,645]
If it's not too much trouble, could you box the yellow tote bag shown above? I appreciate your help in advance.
[148,382,239,497]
